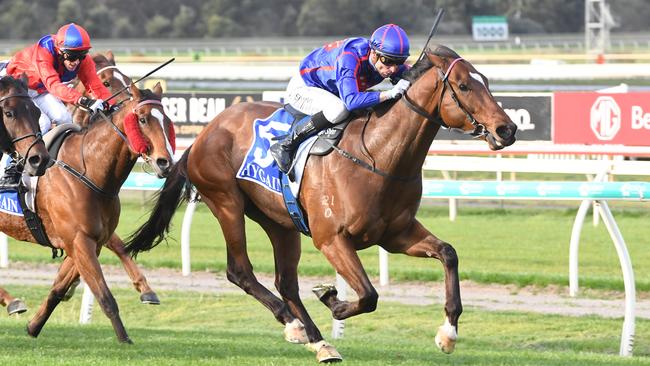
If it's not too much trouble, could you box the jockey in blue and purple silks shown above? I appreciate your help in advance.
[270,24,413,173]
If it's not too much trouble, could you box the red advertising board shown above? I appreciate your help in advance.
[554,92,650,146]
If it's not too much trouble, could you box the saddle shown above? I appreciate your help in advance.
[283,104,351,156]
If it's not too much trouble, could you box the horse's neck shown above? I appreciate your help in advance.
[363,81,441,176]
[78,114,136,188]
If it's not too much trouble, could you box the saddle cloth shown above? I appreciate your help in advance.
[236,107,319,198]
[0,156,37,216]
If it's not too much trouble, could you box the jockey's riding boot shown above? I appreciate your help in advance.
[0,158,21,191]
[270,111,331,174]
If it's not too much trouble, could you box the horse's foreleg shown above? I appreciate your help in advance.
[71,236,131,343]
[382,219,462,354]
[26,256,78,337]
[316,236,378,320]
[105,233,159,304]
[0,287,27,315]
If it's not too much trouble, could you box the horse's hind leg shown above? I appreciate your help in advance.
[104,233,159,305]
[258,220,342,362]
[0,287,27,315]
[26,256,79,337]
[202,191,297,327]
[381,219,462,354]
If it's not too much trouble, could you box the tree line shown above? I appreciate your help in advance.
[0,0,647,39]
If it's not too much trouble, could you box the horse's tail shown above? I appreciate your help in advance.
[125,147,193,257]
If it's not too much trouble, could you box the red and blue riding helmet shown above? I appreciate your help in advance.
[55,23,91,53]
[370,24,410,64]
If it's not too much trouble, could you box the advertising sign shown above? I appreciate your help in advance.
[162,92,262,137]
[554,92,650,146]
[436,94,552,141]
[472,16,508,41]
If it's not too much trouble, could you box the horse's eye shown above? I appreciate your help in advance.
[139,117,147,124]
[459,83,469,92]
[4,111,13,118]
[103,81,110,87]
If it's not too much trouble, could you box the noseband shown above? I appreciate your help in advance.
[402,57,488,138]
[0,92,44,162]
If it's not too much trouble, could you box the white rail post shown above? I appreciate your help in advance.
[331,273,347,339]
[79,281,95,324]
[181,189,198,276]
[596,201,636,357]
[379,247,389,286]
[0,233,8,268]
[569,199,592,297]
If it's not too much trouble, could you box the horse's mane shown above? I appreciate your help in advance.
[0,75,27,92]
[403,44,460,83]
[86,88,162,126]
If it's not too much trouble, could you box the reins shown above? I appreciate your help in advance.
[331,55,489,182]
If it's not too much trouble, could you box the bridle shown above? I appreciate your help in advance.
[0,92,44,163]
[401,57,488,138]
[54,97,163,197]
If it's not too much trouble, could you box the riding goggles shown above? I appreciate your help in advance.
[377,53,408,66]
[61,49,88,61]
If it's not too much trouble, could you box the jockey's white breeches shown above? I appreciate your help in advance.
[28,90,73,134]
[285,73,349,124]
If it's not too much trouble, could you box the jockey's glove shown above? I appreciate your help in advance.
[78,97,108,114]
[386,79,411,99]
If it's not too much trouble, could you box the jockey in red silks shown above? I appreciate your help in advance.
[270,24,412,174]
[0,23,114,190]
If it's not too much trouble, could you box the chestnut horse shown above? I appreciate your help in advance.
[62,51,157,305]
[126,46,517,361]
[0,75,51,315]
[0,82,174,343]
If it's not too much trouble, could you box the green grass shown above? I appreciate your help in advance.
[1,285,649,365]
[7,200,650,292]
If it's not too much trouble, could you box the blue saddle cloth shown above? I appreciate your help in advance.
[0,190,23,216]
[236,107,311,235]
[236,107,294,194]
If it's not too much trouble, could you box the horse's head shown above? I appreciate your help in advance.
[0,75,50,176]
[406,46,517,150]
[121,82,175,178]
[93,51,132,97]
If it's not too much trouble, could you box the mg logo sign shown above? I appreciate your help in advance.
[590,96,621,140]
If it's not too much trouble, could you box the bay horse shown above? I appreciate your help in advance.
[0,82,174,343]
[0,75,51,315]
[126,46,517,361]
[63,51,158,305]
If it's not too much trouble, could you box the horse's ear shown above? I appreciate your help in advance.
[105,50,115,64]
[19,72,28,88]
[152,82,163,97]
[129,83,141,100]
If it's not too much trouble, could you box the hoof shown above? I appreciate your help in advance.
[140,291,160,305]
[435,320,458,354]
[306,341,342,363]
[7,299,27,315]
[62,278,81,301]
[284,318,308,344]
[312,284,337,301]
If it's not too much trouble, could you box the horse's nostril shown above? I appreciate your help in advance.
[156,158,170,171]
[27,155,41,168]
[496,125,514,140]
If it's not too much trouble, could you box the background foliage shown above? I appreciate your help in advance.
[0,0,647,39]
